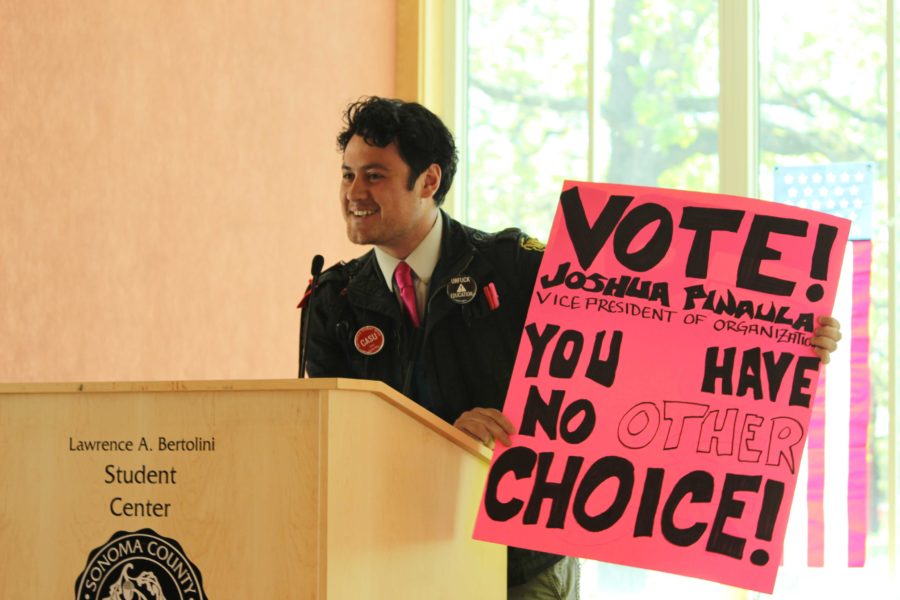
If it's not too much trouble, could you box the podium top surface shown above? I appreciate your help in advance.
[0,377,493,461]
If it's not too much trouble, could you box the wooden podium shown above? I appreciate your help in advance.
[0,379,505,599]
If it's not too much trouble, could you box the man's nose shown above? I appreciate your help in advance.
[345,176,368,200]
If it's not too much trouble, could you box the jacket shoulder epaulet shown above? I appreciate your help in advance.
[517,233,546,253]
[495,228,545,252]
[466,225,546,257]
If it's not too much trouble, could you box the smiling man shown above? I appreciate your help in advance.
[302,97,842,599]
[304,96,578,598]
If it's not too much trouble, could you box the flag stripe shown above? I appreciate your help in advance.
[825,250,854,567]
[808,367,827,567]
[848,240,872,566]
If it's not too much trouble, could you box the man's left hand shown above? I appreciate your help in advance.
[812,315,842,364]
[454,407,515,449]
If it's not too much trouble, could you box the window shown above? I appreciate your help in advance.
[461,0,719,238]
[464,1,589,238]
[758,5,892,598]
[434,1,899,598]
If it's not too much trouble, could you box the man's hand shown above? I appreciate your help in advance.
[812,315,842,364]
[454,407,515,449]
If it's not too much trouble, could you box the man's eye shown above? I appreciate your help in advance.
[366,172,383,181]
[341,172,354,182]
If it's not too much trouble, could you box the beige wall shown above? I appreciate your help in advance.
[0,1,396,382]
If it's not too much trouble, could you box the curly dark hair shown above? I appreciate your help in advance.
[337,96,458,206]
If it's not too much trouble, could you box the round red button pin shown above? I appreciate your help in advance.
[354,325,385,355]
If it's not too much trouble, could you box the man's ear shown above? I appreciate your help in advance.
[420,164,442,200]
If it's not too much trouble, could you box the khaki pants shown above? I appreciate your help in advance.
[507,556,580,600]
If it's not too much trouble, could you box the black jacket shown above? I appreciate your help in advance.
[304,210,562,586]
[306,210,543,423]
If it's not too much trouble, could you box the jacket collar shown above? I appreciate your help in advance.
[345,251,403,320]
[425,211,495,332]
[375,213,443,289]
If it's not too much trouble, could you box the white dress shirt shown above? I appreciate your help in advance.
[373,213,443,319]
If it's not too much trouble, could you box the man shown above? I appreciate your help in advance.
[303,96,842,598]
[304,96,577,597]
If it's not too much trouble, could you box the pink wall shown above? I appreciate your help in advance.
[0,1,395,382]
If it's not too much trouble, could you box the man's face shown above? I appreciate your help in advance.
[341,135,439,259]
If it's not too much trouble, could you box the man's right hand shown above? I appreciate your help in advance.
[453,407,515,449]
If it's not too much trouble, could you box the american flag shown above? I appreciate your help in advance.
[773,164,872,568]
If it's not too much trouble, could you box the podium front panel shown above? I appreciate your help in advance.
[0,379,503,599]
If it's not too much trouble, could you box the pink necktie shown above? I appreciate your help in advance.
[394,261,420,328]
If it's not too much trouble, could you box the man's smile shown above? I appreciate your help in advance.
[348,208,379,217]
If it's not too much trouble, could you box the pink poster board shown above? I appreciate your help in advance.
[473,182,851,593]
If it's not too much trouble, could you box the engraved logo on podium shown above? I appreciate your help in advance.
[75,529,208,600]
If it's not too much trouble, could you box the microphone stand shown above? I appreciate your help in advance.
[298,254,324,378]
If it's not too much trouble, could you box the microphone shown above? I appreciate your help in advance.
[311,254,325,280]
[298,254,325,378]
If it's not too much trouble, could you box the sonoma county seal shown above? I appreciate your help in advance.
[75,529,208,600]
